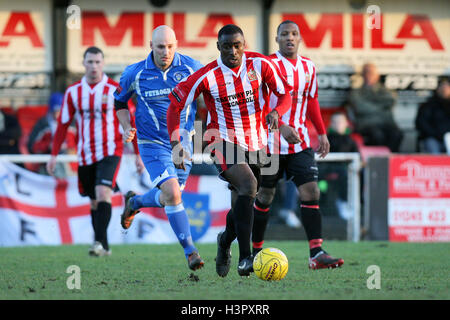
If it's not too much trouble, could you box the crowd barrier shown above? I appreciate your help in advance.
[0,153,362,246]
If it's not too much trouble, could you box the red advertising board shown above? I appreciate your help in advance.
[388,155,450,242]
[66,0,262,73]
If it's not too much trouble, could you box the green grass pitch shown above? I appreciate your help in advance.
[0,241,448,300]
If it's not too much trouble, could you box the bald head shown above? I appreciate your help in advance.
[152,25,177,43]
[151,25,178,71]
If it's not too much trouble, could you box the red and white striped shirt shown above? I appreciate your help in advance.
[51,74,124,166]
[168,51,292,152]
[267,52,324,155]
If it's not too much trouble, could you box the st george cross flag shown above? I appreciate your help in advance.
[0,159,230,247]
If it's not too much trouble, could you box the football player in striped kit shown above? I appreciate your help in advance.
[47,46,143,257]
[167,24,293,277]
[252,20,344,270]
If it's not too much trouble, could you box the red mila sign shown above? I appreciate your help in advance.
[283,13,444,50]
[0,12,44,48]
[81,12,235,48]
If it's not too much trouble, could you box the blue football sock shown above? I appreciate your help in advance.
[131,188,162,210]
[165,203,196,259]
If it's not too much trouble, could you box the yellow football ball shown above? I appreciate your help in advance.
[253,247,288,281]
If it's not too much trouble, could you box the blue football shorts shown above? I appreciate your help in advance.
[138,142,192,190]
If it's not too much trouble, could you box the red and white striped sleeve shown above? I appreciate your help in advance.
[308,64,319,99]
[305,65,325,134]
[167,66,210,143]
[51,87,76,156]
[259,57,293,117]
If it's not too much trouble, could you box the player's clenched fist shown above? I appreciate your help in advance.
[124,127,136,143]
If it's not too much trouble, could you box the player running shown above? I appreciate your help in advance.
[167,24,293,277]
[252,20,344,270]
[114,25,205,271]
[47,46,142,257]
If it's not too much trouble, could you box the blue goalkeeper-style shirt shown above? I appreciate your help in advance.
[114,51,203,147]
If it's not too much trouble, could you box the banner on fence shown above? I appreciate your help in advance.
[0,159,229,247]
[388,155,450,242]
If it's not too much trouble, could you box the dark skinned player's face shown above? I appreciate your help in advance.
[276,23,301,59]
[217,33,245,69]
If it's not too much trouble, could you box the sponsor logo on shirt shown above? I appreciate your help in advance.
[174,71,187,83]
[247,69,258,82]
[143,88,172,98]
[215,88,257,106]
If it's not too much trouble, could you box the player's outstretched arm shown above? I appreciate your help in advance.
[167,100,191,171]
[115,100,136,143]
[316,134,330,158]
[47,123,70,176]
[47,90,74,176]
[306,97,328,158]
[167,65,207,170]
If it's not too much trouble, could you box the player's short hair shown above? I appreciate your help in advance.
[83,46,104,59]
[277,20,299,35]
[218,24,244,40]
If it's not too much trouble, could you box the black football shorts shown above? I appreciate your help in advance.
[77,155,121,199]
[260,148,318,188]
[206,139,271,190]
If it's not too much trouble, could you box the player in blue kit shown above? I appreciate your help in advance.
[114,25,204,271]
